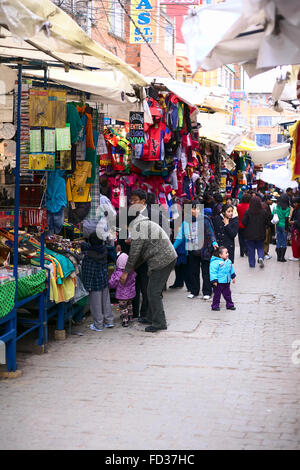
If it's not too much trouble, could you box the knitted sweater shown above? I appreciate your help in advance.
[124,214,177,274]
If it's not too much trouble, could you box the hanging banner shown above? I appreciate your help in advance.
[130,0,159,44]
[129,111,145,144]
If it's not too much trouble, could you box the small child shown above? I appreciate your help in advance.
[109,253,136,327]
[81,232,114,332]
[209,246,236,311]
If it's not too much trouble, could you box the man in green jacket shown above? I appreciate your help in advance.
[120,213,177,332]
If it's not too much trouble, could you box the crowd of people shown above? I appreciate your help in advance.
[80,186,300,333]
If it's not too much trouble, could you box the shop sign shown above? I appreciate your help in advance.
[130,0,158,44]
[160,0,198,4]
[129,112,145,144]
[230,90,247,126]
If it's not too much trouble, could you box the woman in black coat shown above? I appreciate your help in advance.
[242,195,270,268]
[212,203,239,263]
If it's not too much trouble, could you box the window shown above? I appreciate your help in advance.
[110,0,124,39]
[256,134,271,146]
[165,20,174,56]
[277,134,286,143]
[257,116,273,127]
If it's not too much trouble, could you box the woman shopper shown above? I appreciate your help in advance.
[212,203,239,263]
[242,196,269,268]
[173,201,218,300]
[288,196,300,261]
[237,192,251,257]
[169,199,191,290]
[272,193,292,262]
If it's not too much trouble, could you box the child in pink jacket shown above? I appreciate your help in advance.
[109,253,136,327]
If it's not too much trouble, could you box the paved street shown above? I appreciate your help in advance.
[0,243,300,450]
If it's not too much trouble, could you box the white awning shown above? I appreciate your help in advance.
[182,0,300,77]
[148,77,233,113]
[0,0,149,87]
[248,143,290,165]
[257,162,298,189]
[22,67,139,106]
[197,112,248,154]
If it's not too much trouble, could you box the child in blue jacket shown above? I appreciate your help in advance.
[209,246,236,311]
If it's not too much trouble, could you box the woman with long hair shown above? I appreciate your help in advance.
[242,196,269,268]
[272,193,292,262]
[212,203,239,263]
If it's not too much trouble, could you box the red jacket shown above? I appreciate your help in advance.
[237,203,249,229]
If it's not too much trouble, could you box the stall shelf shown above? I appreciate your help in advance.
[0,64,50,372]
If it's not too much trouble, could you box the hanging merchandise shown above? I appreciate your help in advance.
[29,89,49,127]
[48,89,66,128]
[56,125,72,151]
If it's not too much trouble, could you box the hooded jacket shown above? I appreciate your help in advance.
[209,256,236,284]
[124,214,177,274]
[109,253,136,300]
[46,169,67,213]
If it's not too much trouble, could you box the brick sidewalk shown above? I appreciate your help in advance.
[0,244,299,450]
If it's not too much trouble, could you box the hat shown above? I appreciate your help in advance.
[273,192,279,197]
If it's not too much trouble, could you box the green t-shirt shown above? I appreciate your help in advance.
[273,205,290,228]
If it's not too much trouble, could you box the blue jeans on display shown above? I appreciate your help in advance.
[276,225,287,248]
[247,240,265,267]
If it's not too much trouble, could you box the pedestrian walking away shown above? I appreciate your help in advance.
[237,192,251,257]
[272,193,292,262]
[242,196,269,269]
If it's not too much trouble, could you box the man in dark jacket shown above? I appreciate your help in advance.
[120,213,177,332]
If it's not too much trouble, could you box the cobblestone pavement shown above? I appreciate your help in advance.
[0,244,300,450]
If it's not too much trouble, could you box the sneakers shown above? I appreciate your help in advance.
[226,306,236,310]
[265,254,272,260]
[288,256,300,261]
[258,258,264,268]
[203,295,211,301]
[211,307,220,311]
[187,294,195,299]
[104,324,114,328]
[89,323,103,332]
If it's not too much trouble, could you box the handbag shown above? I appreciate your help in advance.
[271,211,279,225]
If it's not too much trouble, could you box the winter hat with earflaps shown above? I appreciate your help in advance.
[116,253,128,271]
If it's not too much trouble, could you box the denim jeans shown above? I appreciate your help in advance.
[276,225,287,248]
[247,240,265,267]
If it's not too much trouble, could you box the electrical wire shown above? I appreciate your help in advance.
[114,0,175,79]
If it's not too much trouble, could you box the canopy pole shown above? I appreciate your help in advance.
[13,63,22,283]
